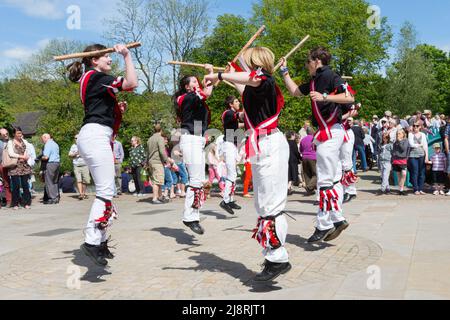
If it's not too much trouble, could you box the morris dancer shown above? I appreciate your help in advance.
[279,47,355,243]
[67,44,138,266]
[174,65,214,235]
[205,47,291,282]
[219,96,245,215]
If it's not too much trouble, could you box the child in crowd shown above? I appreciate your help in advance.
[430,143,447,195]
[392,129,410,196]
[378,133,393,194]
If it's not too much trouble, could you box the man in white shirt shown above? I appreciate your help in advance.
[69,135,91,200]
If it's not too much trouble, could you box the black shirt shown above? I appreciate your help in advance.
[223,109,240,145]
[59,176,76,193]
[83,71,123,129]
[298,66,346,127]
[179,92,210,136]
[351,125,365,147]
[243,72,281,128]
[288,140,301,165]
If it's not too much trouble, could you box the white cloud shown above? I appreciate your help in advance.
[3,0,63,19]
[0,38,51,62]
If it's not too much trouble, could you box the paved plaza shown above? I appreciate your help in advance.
[0,172,449,300]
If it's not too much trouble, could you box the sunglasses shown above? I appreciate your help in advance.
[413,125,420,128]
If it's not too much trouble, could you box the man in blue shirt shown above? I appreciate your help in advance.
[41,133,61,204]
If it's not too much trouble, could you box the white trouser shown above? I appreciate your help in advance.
[180,134,206,222]
[251,132,289,263]
[77,124,115,246]
[340,129,357,196]
[315,125,346,231]
[222,141,238,204]
[380,160,391,191]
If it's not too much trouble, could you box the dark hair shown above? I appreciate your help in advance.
[67,44,107,82]
[173,75,194,119]
[13,127,23,135]
[308,47,332,66]
[225,96,237,109]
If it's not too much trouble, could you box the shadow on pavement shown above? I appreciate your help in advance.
[163,250,283,293]
[202,210,238,220]
[61,248,111,283]
[151,227,201,247]
[286,234,334,252]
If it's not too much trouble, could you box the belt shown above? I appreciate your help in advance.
[319,181,340,191]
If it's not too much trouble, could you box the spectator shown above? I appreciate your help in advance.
[377,133,393,195]
[388,118,398,143]
[444,118,450,196]
[370,115,379,162]
[146,124,170,204]
[121,167,133,194]
[59,171,77,193]
[69,135,91,200]
[352,119,368,172]
[23,138,37,194]
[130,136,146,197]
[363,127,375,167]
[430,143,447,195]
[392,129,409,196]
[299,127,317,195]
[171,142,188,198]
[208,143,226,193]
[113,138,125,196]
[0,128,11,208]
[287,131,301,195]
[408,122,429,195]
[299,121,311,140]
[239,141,253,198]
[7,127,32,210]
[423,110,433,128]
[41,134,61,205]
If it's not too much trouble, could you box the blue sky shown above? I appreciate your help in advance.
[0,0,449,73]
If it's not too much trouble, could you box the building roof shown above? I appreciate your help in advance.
[12,111,44,137]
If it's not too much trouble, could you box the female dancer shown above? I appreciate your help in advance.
[68,44,138,266]
[174,65,214,235]
[204,47,291,282]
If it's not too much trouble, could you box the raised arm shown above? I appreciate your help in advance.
[114,44,138,91]
[279,58,303,97]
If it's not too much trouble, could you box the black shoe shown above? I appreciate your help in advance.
[228,202,241,210]
[183,221,205,235]
[44,199,58,205]
[220,201,235,215]
[81,243,108,266]
[343,193,356,203]
[287,188,294,196]
[324,221,350,242]
[254,260,292,282]
[313,201,320,206]
[307,227,336,243]
[399,191,407,196]
[100,241,115,259]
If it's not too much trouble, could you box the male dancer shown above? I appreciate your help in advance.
[219,96,245,215]
[279,47,355,243]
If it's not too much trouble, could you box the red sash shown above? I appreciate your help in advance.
[310,80,339,143]
[244,85,285,158]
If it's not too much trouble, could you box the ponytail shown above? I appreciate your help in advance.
[66,44,107,83]
[173,75,193,119]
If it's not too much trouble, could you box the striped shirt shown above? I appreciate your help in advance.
[431,153,447,172]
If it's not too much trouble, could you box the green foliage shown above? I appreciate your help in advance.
[0,82,15,128]
[385,23,437,117]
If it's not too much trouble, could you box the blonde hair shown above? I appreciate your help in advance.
[242,47,275,74]
[132,136,142,145]
[396,129,406,141]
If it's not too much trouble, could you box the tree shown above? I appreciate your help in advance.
[103,0,163,93]
[415,44,450,115]
[385,22,437,116]
[150,0,210,92]
[0,83,14,128]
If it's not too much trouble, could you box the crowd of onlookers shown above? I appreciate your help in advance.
[1,109,449,211]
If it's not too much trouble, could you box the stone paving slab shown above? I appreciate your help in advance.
[0,172,449,300]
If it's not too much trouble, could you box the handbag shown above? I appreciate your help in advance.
[128,179,136,193]
[2,143,18,169]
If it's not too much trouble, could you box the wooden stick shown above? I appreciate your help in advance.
[274,35,311,71]
[168,61,226,71]
[342,76,353,80]
[223,80,236,88]
[53,42,142,61]
[232,25,266,63]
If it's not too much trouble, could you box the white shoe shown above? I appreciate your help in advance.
[433,191,439,196]
[138,193,145,197]
[133,193,138,197]
[446,191,450,196]
[439,190,445,195]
